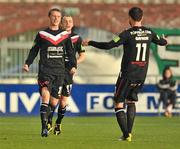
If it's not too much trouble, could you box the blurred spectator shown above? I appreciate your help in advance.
[157,66,178,117]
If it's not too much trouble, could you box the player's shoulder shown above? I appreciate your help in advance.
[142,26,154,32]
[71,32,77,36]
[70,32,83,44]
[70,32,82,40]
[117,28,130,37]
[36,28,47,35]
[71,32,81,38]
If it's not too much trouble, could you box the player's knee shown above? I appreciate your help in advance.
[50,96,59,107]
[114,102,124,109]
[59,96,68,106]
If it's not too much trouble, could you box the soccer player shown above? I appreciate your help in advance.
[83,7,167,141]
[157,66,177,117]
[47,15,85,135]
[23,8,76,137]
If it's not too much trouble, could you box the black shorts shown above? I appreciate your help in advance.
[61,71,73,97]
[38,73,64,99]
[114,76,144,103]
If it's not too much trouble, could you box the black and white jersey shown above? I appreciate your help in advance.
[157,78,178,91]
[25,28,76,75]
[89,26,167,81]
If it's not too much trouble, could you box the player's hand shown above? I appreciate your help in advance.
[82,39,90,46]
[22,64,29,72]
[70,67,76,75]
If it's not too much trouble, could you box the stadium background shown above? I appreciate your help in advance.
[0,0,180,116]
[0,1,180,149]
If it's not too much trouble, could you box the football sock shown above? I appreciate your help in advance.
[115,108,129,138]
[40,103,49,129]
[56,106,66,124]
[47,103,56,124]
[127,103,136,134]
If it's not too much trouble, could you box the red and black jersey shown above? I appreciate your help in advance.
[89,26,167,81]
[25,28,76,75]
[65,32,85,63]
[70,32,85,54]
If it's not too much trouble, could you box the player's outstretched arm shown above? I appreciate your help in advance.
[87,40,116,50]
[82,38,118,50]
[82,31,127,50]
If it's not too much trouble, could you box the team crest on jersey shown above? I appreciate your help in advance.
[39,31,69,45]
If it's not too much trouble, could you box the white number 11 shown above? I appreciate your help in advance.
[136,43,147,61]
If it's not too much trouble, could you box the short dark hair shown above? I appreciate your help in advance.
[129,7,143,21]
[48,8,61,17]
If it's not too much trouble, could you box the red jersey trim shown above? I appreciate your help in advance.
[39,31,69,45]
[71,35,79,43]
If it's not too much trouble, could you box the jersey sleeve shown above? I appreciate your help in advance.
[151,31,167,46]
[77,36,85,53]
[88,30,128,50]
[65,37,77,70]
[25,33,40,66]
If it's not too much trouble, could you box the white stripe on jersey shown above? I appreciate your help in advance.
[39,30,69,42]
[71,35,79,40]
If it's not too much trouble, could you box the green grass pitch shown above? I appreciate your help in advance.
[0,116,180,149]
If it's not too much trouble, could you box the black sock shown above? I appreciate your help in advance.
[115,108,129,138]
[47,104,56,125]
[56,106,66,125]
[40,103,49,129]
[127,103,136,134]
